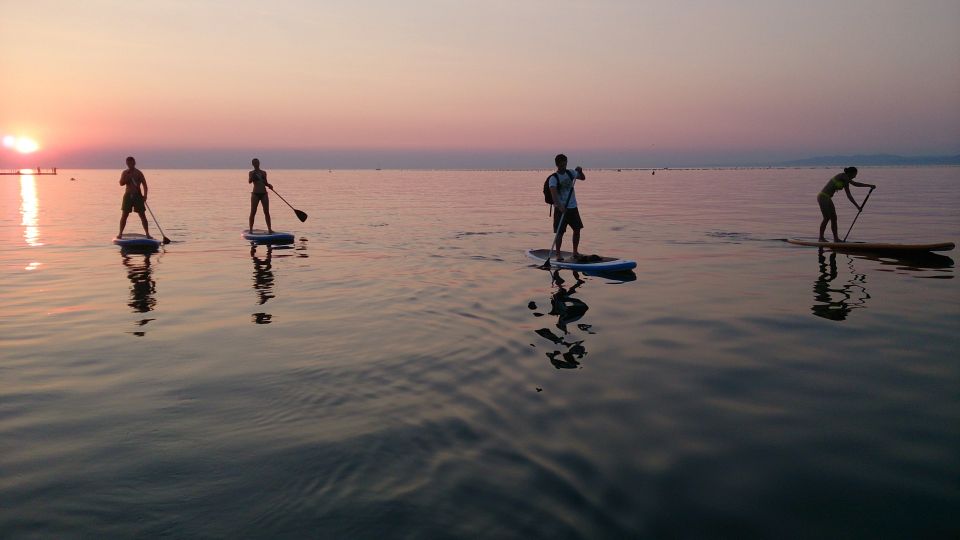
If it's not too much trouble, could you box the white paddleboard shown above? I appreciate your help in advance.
[526,249,637,271]
[242,229,295,244]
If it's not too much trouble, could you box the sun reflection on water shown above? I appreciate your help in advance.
[20,174,43,246]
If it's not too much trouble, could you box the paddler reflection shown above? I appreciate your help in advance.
[811,248,869,321]
[121,249,156,335]
[530,270,592,369]
[251,244,275,324]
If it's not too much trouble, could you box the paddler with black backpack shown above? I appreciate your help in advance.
[544,153,586,261]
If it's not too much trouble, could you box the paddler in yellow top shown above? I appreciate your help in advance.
[817,167,875,242]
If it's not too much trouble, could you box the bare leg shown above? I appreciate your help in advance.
[137,211,152,238]
[830,217,840,242]
[819,217,829,242]
[263,198,273,233]
[555,233,565,260]
[119,211,130,238]
[572,229,581,257]
[249,195,259,232]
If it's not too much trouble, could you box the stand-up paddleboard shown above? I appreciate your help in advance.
[242,229,295,244]
[526,249,637,271]
[113,233,161,249]
[786,238,954,253]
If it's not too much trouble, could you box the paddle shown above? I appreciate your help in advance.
[269,186,308,222]
[541,170,580,269]
[144,202,172,244]
[842,186,875,242]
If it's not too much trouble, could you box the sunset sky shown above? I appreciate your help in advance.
[2,0,958,168]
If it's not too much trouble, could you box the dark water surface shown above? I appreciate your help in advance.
[2,168,958,538]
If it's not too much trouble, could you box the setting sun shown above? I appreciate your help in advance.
[16,137,39,153]
[3,135,39,153]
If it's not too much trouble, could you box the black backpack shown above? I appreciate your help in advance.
[543,170,573,205]
[543,174,554,205]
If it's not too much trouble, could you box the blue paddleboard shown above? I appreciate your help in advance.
[243,229,295,244]
[113,233,161,249]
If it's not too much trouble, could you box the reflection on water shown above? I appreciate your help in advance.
[855,251,954,278]
[810,248,955,321]
[251,244,275,324]
[251,245,275,304]
[121,250,157,335]
[530,270,592,370]
[19,174,42,246]
[249,241,308,324]
[812,248,869,321]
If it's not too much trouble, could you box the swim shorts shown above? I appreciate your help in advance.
[122,193,146,213]
[553,207,584,234]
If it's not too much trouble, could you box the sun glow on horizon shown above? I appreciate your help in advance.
[3,135,40,153]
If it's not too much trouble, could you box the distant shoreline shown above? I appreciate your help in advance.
[15,164,960,172]
[6,153,958,171]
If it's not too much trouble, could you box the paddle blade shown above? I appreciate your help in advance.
[295,209,308,222]
[162,236,172,244]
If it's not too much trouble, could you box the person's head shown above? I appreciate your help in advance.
[252,158,260,168]
[554,154,568,168]
[843,166,858,178]
[126,156,136,168]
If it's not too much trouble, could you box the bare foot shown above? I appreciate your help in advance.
[818,237,827,242]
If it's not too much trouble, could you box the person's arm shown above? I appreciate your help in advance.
[843,184,860,210]
[139,173,148,200]
[850,180,875,189]
[575,166,585,180]
[120,170,128,186]
[264,171,272,189]
[249,170,256,184]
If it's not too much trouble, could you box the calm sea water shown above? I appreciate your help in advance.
[2,167,958,538]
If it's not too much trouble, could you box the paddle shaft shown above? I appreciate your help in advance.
[843,187,874,242]
[144,202,171,244]
[543,173,579,268]
[269,186,308,221]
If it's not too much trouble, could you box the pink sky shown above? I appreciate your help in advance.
[2,0,959,167]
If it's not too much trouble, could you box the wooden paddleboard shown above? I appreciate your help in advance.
[526,249,637,271]
[786,238,954,252]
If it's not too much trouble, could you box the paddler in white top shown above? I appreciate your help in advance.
[118,156,152,239]
[817,166,875,242]
[248,158,274,234]
[548,153,586,261]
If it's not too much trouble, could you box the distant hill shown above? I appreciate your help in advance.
[775,153,960,167]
